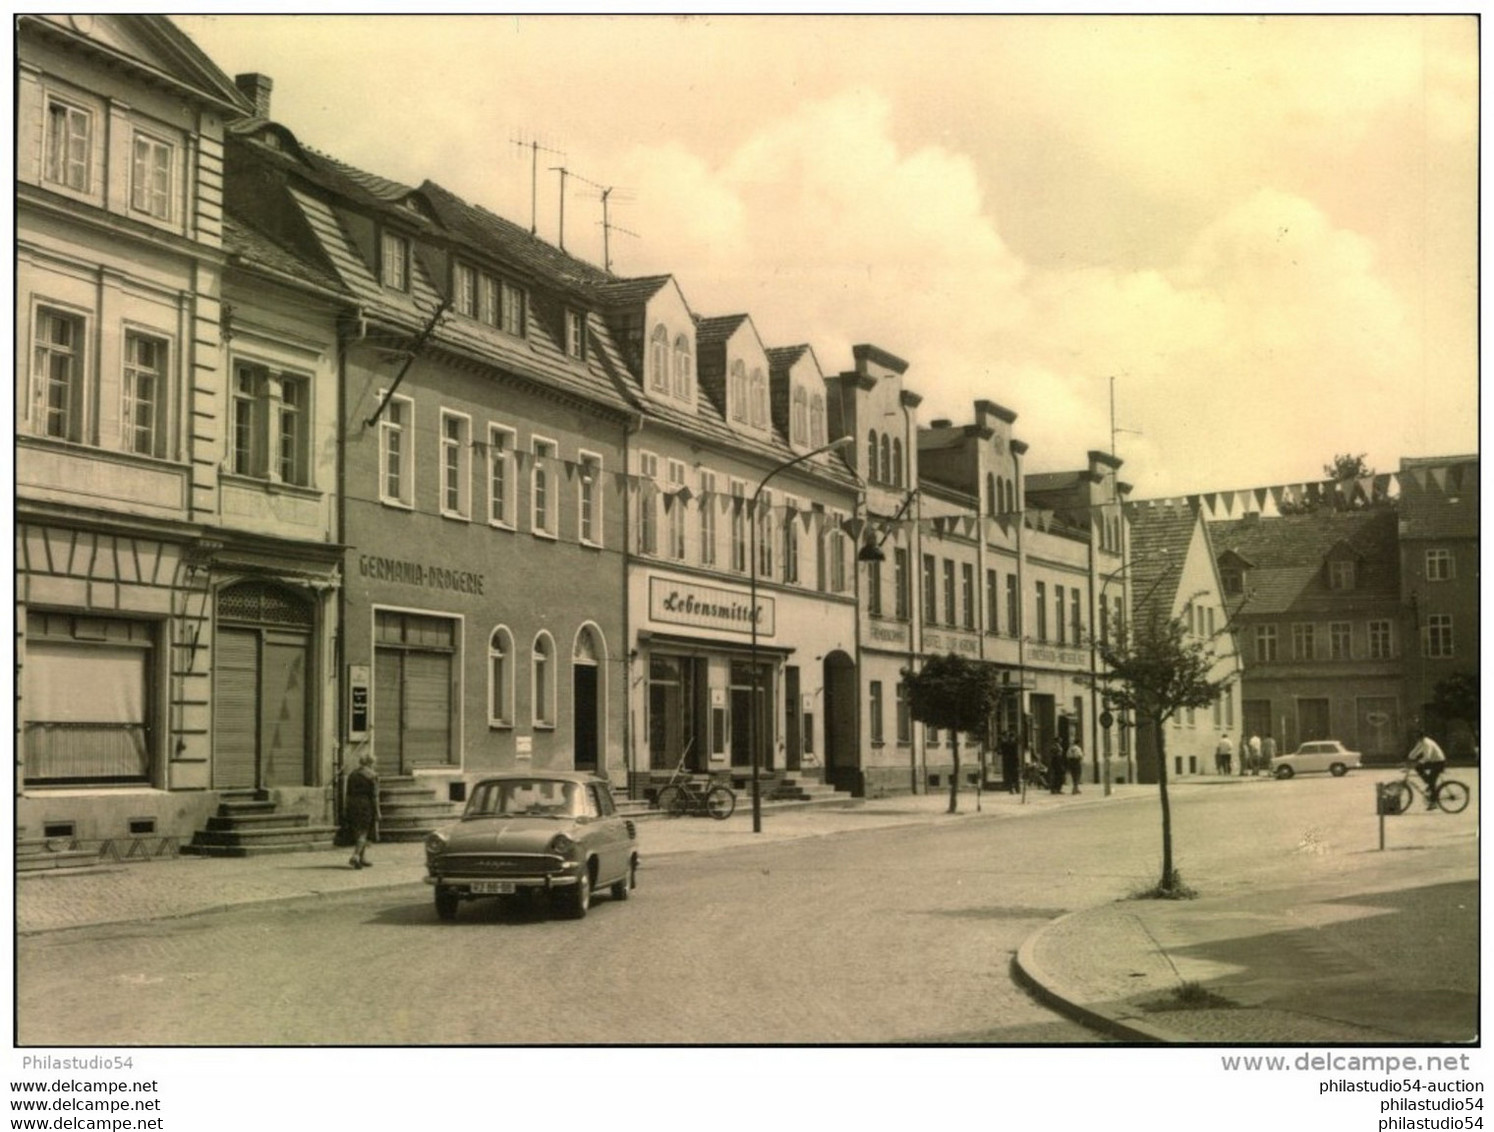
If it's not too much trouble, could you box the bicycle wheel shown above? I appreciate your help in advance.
[704,785,736,821]
[657,785,687,817]
[1384,782,1414,815]
[1435,780,1470,815]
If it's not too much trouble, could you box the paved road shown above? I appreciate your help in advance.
[17,772,1461,1045]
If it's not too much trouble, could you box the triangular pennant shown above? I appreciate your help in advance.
[1374,474,1392,501]
[1446,465,1464,494]
[661,491,676,514]
[1429,466,1449,492]
[800,508,816,533]
[563,460,577,482]
[515,449,530,472]
[1202,492,1217,516]
[841,517,865,542]
[674,485,694,506]
[1186,494,1200,511]
[613,471,629,494]
[961,516,976,539]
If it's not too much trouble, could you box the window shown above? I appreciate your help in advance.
[488,627,514,727]
[810,395,826,448]
[1071,588,1083,644]
[532,632,556,727]
[277,375,309,486]
[987,473,998,517]
[531,438,556,537]
[1055,585,1066,644]
[922,555,937,623]
[45,97,91,191]
[962,563,976,629]
[1330,622,1352,660]
[1112,595,1124,642]
[782,497,800,584]
[1035,581,1048,642]
[896,682,912,743]
[749,368,767,428]
[1328,560,1356,590]
[1426,549,1454,581]
[380,230,410,290]
[867,556,883,617]
[479,275,500,326]
[699,470,717,565]
[1006,575,1019,637]
[940,560,955,626]
[869,681,885,744]
[565,309,587,360]
[439,412,471,519]
[729,360,748,422]
[130,132,172,219]
[895,548,911,620]
[1292,623,1315,661]
[756,490,774,576]
[121,331,167,457]
[985,569,998,632]
[232,364,265,476]
[487,425,516,528]
[1207,607,1216,637]
[233,364,307,483]
[638,452,659,555]
[32,308,85,441]
[1255,624,1277,662]
[1368,620,1393,660]
[578,452,602,547]
[892,438,903,488]
[880,435,892,484]
[453,263,478,317]
[667,459,687,560]
[1425,615,1454,659]
[791,388,808,447]
[500,282,526,336]
[730,479,747,571]
[379,394,413,506]
[673,335,692,399]
[828,515,847,594]
[867,431,879,482]
[649,325,669,392]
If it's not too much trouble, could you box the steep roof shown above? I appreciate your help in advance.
[223,213,345,295]
[1126,502,1200,616]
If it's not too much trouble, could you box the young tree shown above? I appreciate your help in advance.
[903,654,1002,813]
[1084,610,1235,897]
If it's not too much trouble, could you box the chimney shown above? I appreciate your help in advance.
[235,73,273,119]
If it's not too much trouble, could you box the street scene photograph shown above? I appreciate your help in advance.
[8,10,1481,1128]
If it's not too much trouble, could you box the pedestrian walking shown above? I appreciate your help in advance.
[1261,734,1276,770]
[1215,733,1234,775]
[1247,733,1262,776]
[1047,738,1065,794]
[1407,731,1447,809]
[1065,738,1084,794]
[344,751,381,869]
[999,730,1020,794]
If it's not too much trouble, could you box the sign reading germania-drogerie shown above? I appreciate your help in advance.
[648,576,774,637]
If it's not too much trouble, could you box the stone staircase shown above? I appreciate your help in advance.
[376,776,461,842]
[181,792,338,858]
[16,827,100,874]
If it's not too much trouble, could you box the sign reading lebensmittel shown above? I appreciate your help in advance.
[649,576,774,637]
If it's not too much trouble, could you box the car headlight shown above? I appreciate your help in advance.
[424,831,447,857]
[548,832,577,857]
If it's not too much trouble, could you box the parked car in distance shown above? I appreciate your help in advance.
[1270,740,1362,779]
[425,772,638,920]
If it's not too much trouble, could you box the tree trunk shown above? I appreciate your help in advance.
[948,734,961,814]
[1153,715,1176,891]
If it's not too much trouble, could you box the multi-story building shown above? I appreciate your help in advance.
[1398,455,1478,757]
[1127,502,1243,780]
[15,16,274,845]
[1210,507,1402,761]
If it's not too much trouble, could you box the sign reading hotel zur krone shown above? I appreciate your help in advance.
[649,576,774,637]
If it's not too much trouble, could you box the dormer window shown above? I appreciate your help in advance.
[1328,560,1356,591]
[500,282,526,337]
[791,387,808,447]
[749,367,767,428]
[1221,568,1244,596]
[810,394,826,447]
[380,230,410,291]
[453,263,478,317]
[650,325,669,393]
[729,360,748,422]
[566,309,587,360]
[672,335,692,400]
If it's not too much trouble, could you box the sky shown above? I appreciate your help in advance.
[176,13,1479,501]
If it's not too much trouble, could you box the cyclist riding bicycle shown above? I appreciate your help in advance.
[1406,731,1447,810]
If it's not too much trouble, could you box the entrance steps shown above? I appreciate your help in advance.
[181,793,338,858]
[376,777,461,842]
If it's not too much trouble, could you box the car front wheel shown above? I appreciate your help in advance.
[434,886,460,921]
[1274,765,1294,780]
[1329,763,1348,777]
[557,866,592,919]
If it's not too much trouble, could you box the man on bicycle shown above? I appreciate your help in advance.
[1407,730,1447,808]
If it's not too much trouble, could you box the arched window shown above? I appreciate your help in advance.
[532,631,556,728]
[488,626,514,727]
[729,360,748,422]
[892,438,903,487]
[649,325,669,392]
[749,367,767,427]
[673,334,693,400]
[1006,479,1017,514]
[791,387,809,446]
[987,473,997,517]
[867,430,879,480]
[879,434,891,484]
[809,394,826,447]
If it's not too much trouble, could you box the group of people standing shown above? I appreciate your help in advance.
[1214,732,1276,775]
[995,730,1085,795]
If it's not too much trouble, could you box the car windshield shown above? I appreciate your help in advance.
[464,779,582,819]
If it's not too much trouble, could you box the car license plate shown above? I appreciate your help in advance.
[471,881,515,895]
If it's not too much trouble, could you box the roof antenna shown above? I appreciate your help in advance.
[596,185,638,274]
[511,133,564,236]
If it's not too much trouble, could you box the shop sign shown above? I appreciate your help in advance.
[356,553,485,596]
[649,576,773,637]
[1028,645,1087,666]
[922,629,979,656]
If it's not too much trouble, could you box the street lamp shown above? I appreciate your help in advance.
[749,434,856,832]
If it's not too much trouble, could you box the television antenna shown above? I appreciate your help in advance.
[511,134,564,236]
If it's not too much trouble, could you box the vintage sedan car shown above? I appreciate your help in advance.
[425,772,638,920]
[1270,740,1362,779]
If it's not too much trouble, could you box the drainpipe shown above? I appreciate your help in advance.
[333,306,366,827]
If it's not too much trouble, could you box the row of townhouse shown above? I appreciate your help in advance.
[18,16,1254,853]
[1209,454,1479,763]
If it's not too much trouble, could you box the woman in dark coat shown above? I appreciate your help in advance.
[345,752,380,869]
